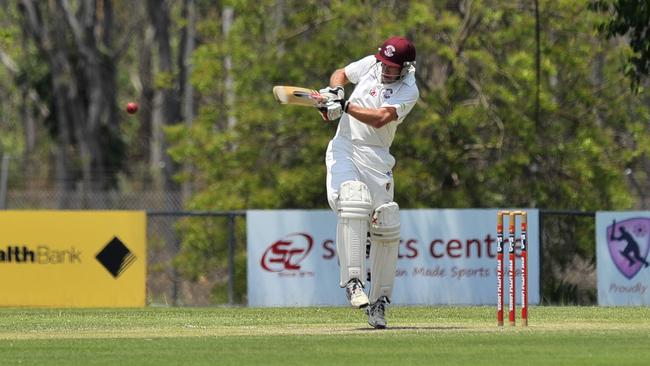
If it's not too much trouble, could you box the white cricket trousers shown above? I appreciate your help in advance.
[325,136,395,212]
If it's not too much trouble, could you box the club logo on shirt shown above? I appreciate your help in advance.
[369,87,377,97]
[382,88,393,99]
[384,45,396,57]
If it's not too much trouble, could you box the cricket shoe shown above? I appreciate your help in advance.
[366,296,390,329]
[345,278,369,308]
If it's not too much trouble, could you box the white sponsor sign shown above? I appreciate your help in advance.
[247,209,540,307]
[596,211,650,305]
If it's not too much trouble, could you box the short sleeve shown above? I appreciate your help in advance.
[344,55,377,84]
[382,85,419,121]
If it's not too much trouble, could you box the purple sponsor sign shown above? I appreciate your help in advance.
[606,218,650,280]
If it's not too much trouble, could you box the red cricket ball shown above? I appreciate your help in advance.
[126,102,139,114]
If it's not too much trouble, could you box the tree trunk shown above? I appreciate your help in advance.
[0,46,44,189]
[147,0,181,192]
[20,89,36,186]
[223,6,236,130]
[180,0,196,203]
[135,22,155,184]
[18,0,126,199]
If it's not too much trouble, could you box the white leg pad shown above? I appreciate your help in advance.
[336,181,372,287]
[369,202,400,302]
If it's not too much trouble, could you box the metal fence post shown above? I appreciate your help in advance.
[227,213,236,305]
[0,154,9,209]
[172,235,180,306]
[538,210,544,304]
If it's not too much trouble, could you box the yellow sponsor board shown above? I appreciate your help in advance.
[0,211,146,307]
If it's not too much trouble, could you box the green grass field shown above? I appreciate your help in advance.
[1,306,649,365]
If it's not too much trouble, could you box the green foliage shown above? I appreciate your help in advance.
[590,0,650,92]
[0,10,22,155]
[0,30,12,49]
[154,71,176,90]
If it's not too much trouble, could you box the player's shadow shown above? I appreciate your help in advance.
[355,326,465,331]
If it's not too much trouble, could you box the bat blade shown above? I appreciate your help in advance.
[273,86,328,107]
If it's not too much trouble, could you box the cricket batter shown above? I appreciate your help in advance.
[317,36,419,329]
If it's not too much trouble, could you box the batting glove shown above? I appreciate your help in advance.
[318,86,345,101]
[318,99,349,121]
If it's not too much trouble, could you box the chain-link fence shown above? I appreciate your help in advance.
[539,210,597,305]
[147,211,246,306]
[5,190,184,210]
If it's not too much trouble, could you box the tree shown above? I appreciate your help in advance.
[0,2,54,189]
[169,1,637,213]
[7,0,193,198]
[164,0,650,303]
[590,0,650,208]
[17,0,130,194]
[591,0,650,92]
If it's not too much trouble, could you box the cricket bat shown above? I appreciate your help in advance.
[273,86,329,107]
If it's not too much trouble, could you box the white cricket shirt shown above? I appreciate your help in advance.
[335,55,419,149]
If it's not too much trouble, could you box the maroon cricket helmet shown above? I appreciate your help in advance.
[375,36,416,67]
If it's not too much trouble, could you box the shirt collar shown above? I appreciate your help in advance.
[402,68,416,86]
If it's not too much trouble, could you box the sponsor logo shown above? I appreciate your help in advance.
[607,218,650,279]
[0,245,81,264]
[95,237,136,278]
[261,233,313,272]
[370,88,377,97]
[385,171,392,191]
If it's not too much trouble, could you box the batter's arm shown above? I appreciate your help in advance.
[328,66,399,127]
[346,104,398,128]
[329,68,349,88]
